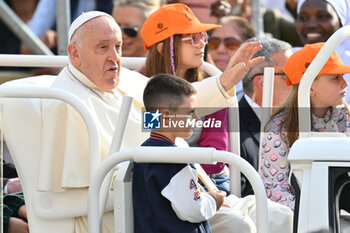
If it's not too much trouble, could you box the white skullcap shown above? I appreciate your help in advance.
[69,11,114,42]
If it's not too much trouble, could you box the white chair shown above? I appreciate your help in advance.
[0,56,152,232]
[288,25,350,233]
[0,75,115,233]
[0,56,242,232]
[88,147,270,233]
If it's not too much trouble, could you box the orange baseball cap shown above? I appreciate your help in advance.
[141,3,221,49]
[284,42,350,86]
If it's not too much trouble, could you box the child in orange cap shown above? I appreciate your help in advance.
[140,3,263,195]
[259,42,350,211]
[137,4,295,233]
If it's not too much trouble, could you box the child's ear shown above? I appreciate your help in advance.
[310,87,315,97]
[162,109,170,119]
[310,82,317,97]
[157,43,164,54]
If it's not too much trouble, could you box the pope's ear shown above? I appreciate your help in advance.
[157,43,164,54]
[67,43,81,67]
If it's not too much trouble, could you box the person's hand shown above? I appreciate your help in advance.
[222,197,232,208]
[18,205,27,220]
[7,217,29,233]
[21,30,57,54]
[6,178,22,194]
[219,41,264,92]
[41,30,57,49]
[209,189,227,210]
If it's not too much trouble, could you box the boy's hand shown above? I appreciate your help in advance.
[209,190,226,210]
[222,198,232,208]
[219,41,264,92]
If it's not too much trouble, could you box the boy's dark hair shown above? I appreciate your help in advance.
[143,74,197,111]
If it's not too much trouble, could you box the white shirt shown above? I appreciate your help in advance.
[244,94,262,121]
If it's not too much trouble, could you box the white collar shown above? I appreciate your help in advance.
[67,63,122,103]
[244,94,262,121]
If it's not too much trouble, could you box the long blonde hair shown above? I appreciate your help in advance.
[267,84,350,146]
[144,34,204,82]
[266,85,300,146]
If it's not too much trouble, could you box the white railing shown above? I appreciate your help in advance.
[298,24,350,138]
[0,87,100,185]
[88,147,269,233]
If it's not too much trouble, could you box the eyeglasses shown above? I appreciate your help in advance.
[208,37,241,50]
[181,31,208,47]
[121,26,139,38]
[251,73,288,81]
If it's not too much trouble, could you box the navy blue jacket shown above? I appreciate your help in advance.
[133,133,212,233]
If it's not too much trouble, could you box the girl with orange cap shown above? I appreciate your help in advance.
[139,4,295,233]
[140,3,263,195]
[259,42,350,211]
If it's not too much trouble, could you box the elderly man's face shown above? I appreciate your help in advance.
[71,16,122,91]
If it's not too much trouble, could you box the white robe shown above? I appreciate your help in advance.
[37,63,233,232]
[38,63,233,192]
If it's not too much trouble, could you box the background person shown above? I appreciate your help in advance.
[2,194,28,233]
[296,0,350,103]
[239,37,292,197]
[207,16,255,72]
[168,0,232,24]
[112,2,158,58]
[207,15,255,98]
[22,0,113,54]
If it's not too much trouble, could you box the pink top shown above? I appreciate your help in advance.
[199,108,229,175]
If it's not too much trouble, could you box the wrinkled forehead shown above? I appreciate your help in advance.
[83,16,121,33]
[77,16,122,42]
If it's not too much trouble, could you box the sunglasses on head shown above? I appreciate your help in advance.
[121,26,139,38]
[208,37,241,50]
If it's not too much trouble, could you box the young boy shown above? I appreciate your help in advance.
[133,74,226,233]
